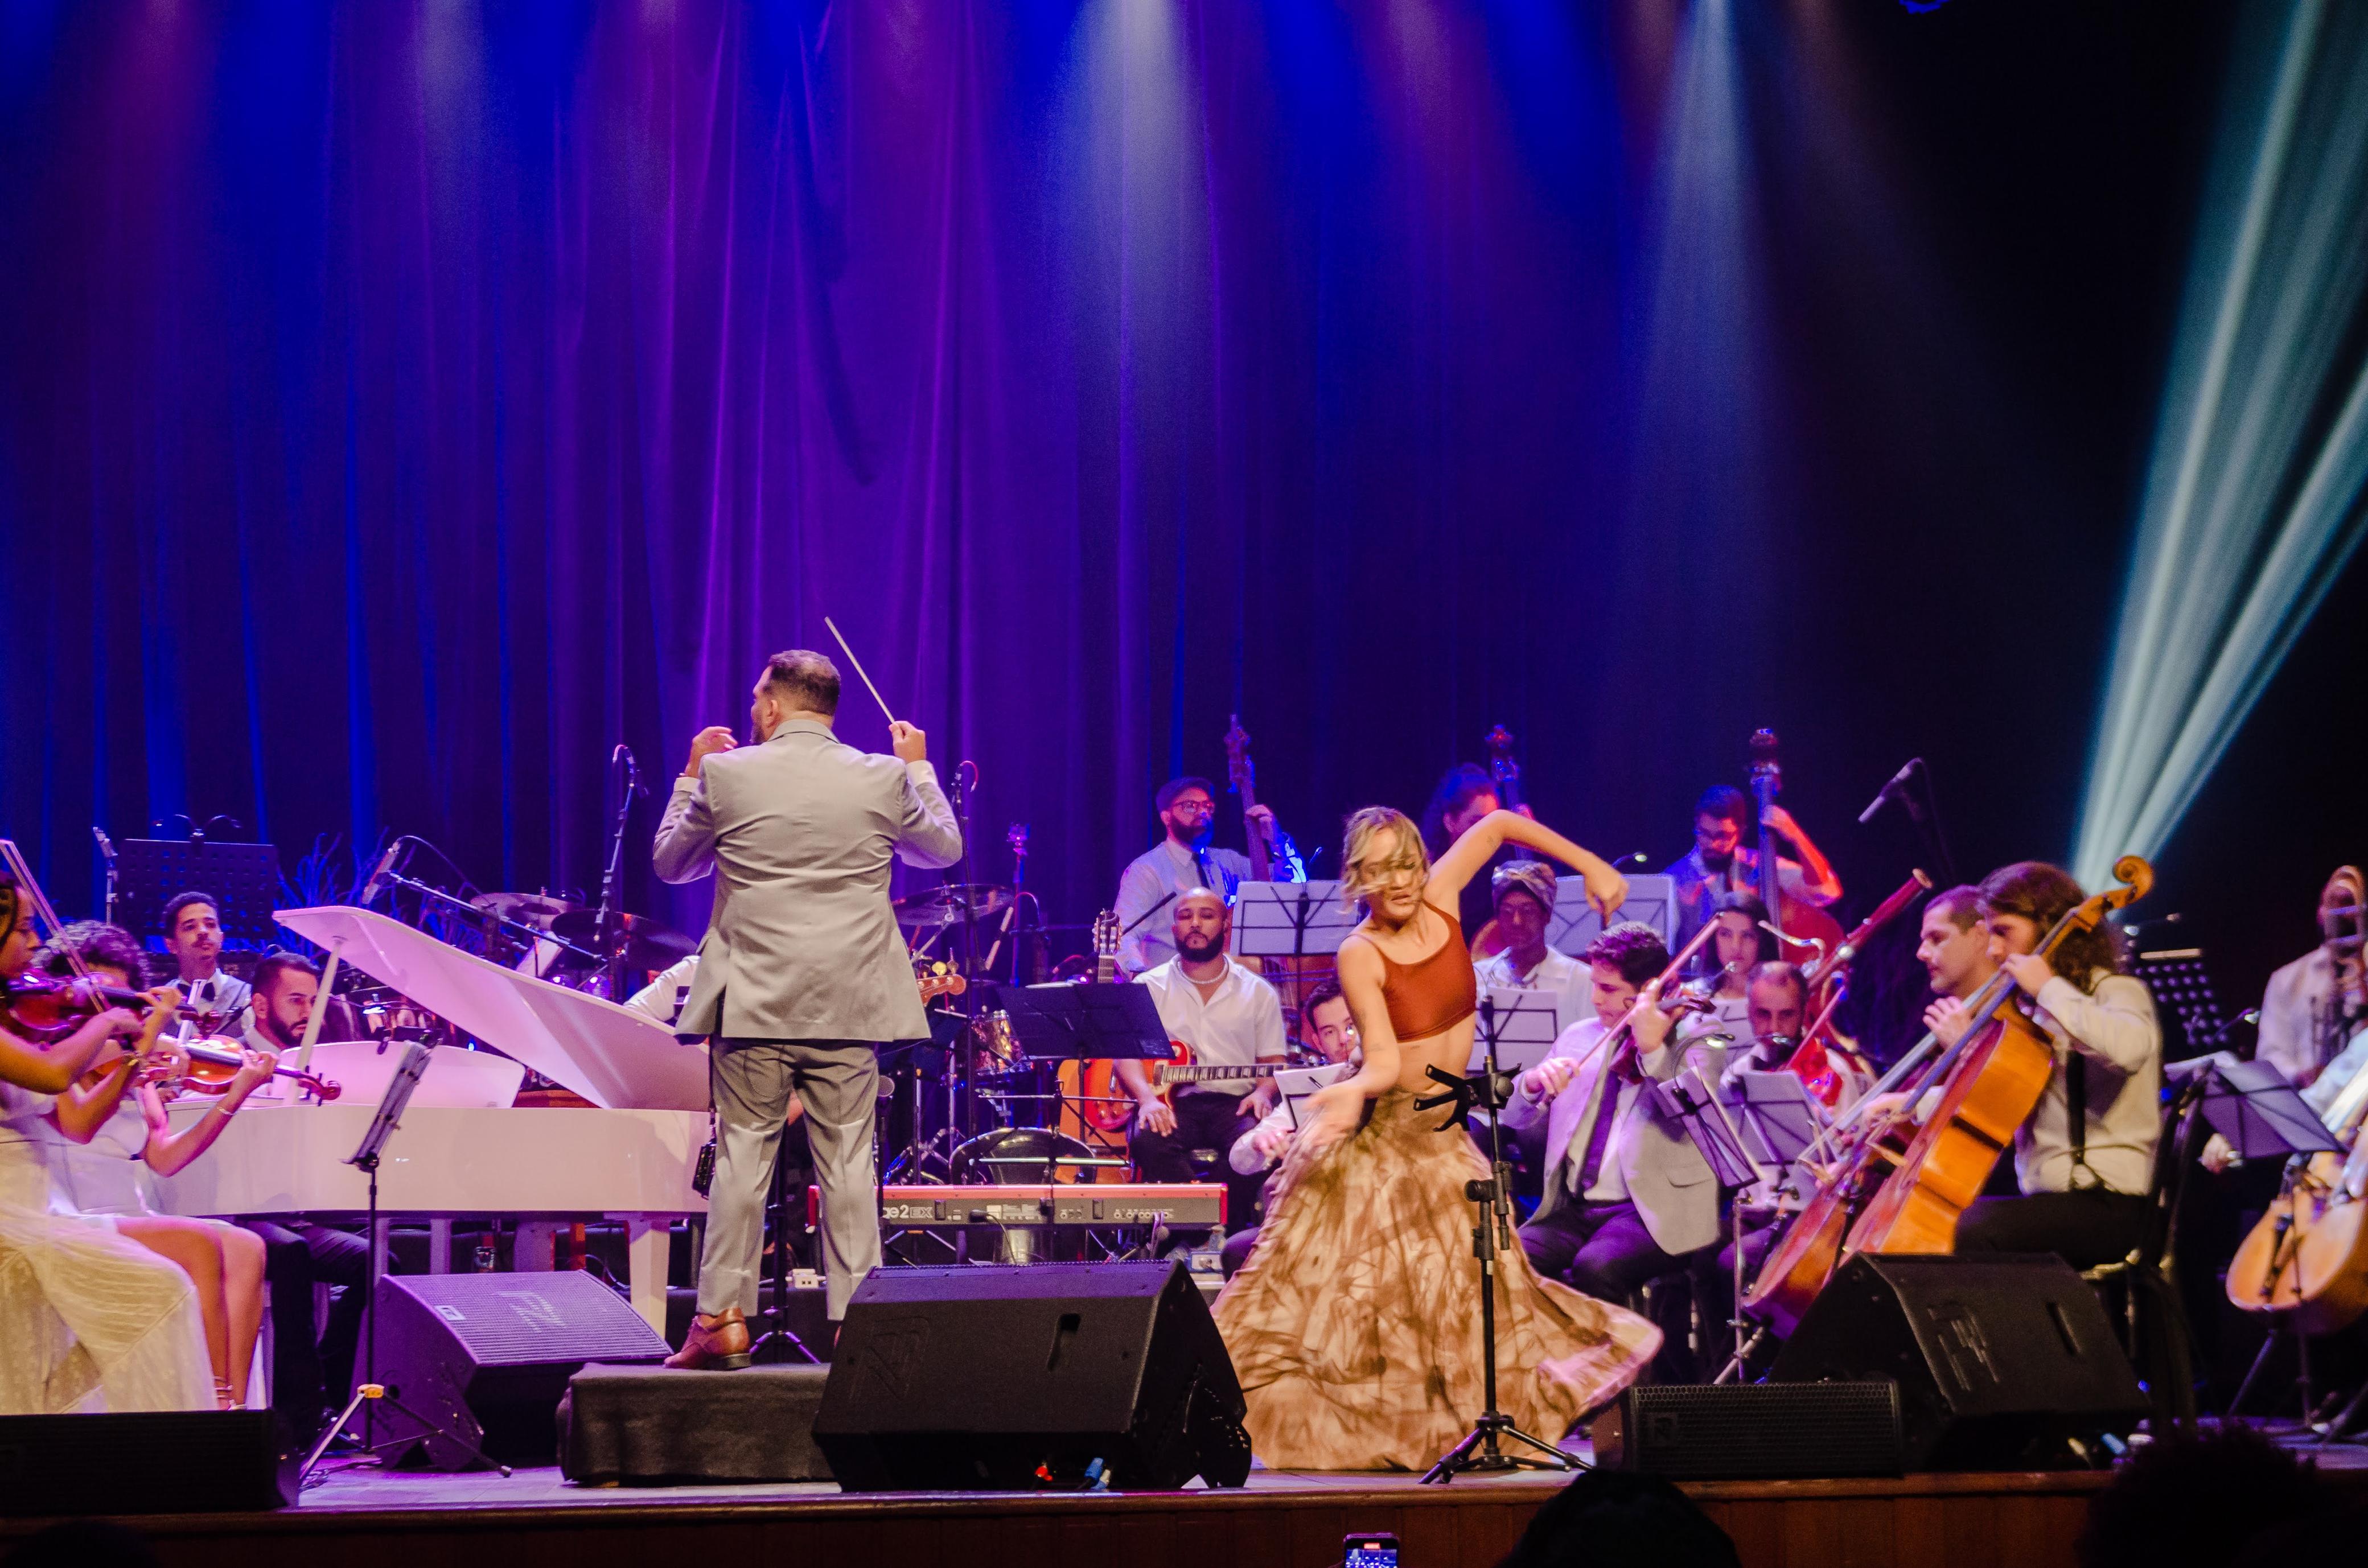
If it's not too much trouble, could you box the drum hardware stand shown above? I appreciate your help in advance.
[303,1042,509,1483]
[1416,1001,1579,1483]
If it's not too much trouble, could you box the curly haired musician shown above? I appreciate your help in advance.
[654,650,961,1367]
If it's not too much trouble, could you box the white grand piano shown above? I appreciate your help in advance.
[152,906,709,1332]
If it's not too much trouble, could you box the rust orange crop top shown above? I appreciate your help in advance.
[1376,903,1479,1042]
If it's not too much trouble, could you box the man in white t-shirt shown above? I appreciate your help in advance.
[1471,861,1588,1032]
[1120,889,1286,1242]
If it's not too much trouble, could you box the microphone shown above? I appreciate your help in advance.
[1858,758,1923,824]
[358,840,405,907]
[614,744,647,799]
[92,828,116,862]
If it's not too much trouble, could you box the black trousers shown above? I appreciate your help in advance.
[1954,1189,2148,1271]
[1517,1199,1689,1303]
[1128,1090,1262,1241]
[242,1219,371,1434]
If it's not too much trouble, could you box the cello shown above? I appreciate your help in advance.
[2222,1031,2368,1335]
[1746,856,2152,1335]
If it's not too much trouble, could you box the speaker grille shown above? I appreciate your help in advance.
[1597,1382,1904,1479]
[387,1273,670,1367]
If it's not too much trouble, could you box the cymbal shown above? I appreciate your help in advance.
[894,883,1014,928]
[471,891,577,929]
[550,908,697,970]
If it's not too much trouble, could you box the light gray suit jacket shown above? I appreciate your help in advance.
[1500,1017,1728,1257]
[652,718,963,1043]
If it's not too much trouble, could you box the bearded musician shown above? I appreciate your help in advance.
[1881,862,2164,1271]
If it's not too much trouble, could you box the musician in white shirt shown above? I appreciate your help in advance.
[2255,866,2364,1088]
[1471,861,1588,1029]
[1112,777,1273,975]
[1119,890,1286,1239]
[162,892,251,1036]
[1934,863,2163,1270]
[1221,979,1357,1276]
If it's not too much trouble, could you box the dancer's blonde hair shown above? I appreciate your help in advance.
[1339,807,1429,911]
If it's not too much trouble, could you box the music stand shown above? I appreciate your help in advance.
[1230,880,1359,964]
[1726,1070,1824,1186]
[1470,987,1565,1077]
[117,837,282,948]
[2193,1057,2343,1160]
[301,1043,509,1482]
[1547,873,1676,954]
[987,982,1170,1062]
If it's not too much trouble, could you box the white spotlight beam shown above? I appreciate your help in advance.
[2071,0,2368,890]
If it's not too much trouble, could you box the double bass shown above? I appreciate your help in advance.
[1746,856,2152,1336]
[1746,729,1846,964]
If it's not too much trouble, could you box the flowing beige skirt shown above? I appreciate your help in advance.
[1214,1088,1660,1471]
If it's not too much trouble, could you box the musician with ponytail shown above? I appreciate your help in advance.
[1933,861,2164,1270]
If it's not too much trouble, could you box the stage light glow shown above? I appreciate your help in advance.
[2071,0,2368,892]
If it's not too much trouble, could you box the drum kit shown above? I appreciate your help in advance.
[462,889,696,995]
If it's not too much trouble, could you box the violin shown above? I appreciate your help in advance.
[1,971,159,1046]
[141,1037,343,1104]
[1745,857,2152,1336]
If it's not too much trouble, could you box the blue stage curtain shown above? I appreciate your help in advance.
[0,1,1658,933]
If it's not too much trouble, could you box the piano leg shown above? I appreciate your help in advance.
[427,1219,452,1274]
[372,1217,392,1282]
[514,1220,558,1271]
[617,1215,671,1336]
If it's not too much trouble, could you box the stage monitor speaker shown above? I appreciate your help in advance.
[813,1260,1251,1491]
[372,1271,670,1468]
[1770,1253,2149,1470]
[0,1410,297,1514]
[1590,1381,1905,1479]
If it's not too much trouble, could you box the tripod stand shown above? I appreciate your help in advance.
[1417,1002,1579,1484]
[299,1126,507,1483]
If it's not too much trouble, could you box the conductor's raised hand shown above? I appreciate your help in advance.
[683,726,737,779]
[889,721,928,764]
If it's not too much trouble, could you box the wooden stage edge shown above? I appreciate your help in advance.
[23,1464,2356,1568]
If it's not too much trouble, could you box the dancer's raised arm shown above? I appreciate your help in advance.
[1429,809,1627,920]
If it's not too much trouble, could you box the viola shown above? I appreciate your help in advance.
[1746,856,2152,1336]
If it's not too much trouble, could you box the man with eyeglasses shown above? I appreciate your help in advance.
[1112,776,1277,974]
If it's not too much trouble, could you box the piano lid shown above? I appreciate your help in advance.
[275,906,709,1112]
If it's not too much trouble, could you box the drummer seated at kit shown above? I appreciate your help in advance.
[162,890,252,1036]
[1502,923,1728,1304]
[1112,777,1272,976]
[1470,861,1589,1028]
[1220,980,1360,1277]
[1119,889,1287,1242]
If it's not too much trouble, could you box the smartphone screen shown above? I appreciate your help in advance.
[1344,1533,1399,1568]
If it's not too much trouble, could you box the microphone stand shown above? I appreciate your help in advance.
[593,746,643,1002]
[1417,999,1580,1483]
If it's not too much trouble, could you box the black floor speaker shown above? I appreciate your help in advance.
[813,1260,1252,1491]
[1770,1253,2150,1470]
[0,1410,298,1515]
[1590,1381,1905,1479]
[371,1271,671,1468]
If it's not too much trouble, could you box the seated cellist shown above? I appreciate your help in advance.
[1922,862,2163,1270]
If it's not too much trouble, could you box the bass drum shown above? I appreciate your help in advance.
[948,1126,1098,1186]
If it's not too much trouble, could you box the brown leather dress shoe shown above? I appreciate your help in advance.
[665,1307,752,1370]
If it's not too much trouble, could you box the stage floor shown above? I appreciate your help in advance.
[10,1428,2363,1568]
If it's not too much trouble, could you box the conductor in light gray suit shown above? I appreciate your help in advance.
[653,649,962,1368]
